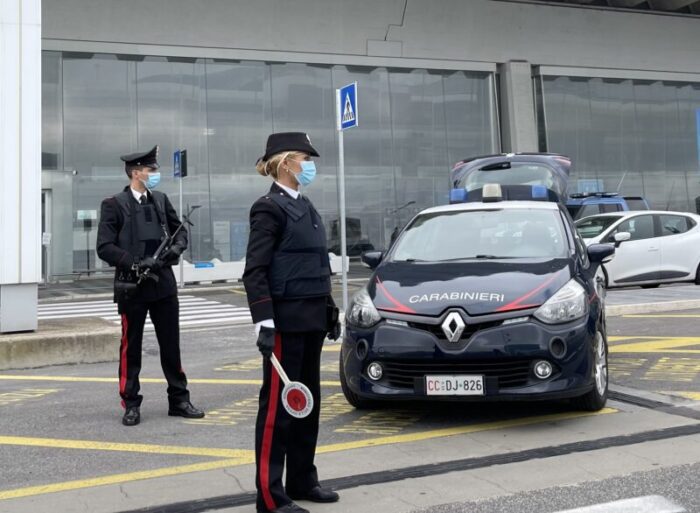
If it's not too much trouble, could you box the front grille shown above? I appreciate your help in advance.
[408,320,502,340]
[382,359,531,390]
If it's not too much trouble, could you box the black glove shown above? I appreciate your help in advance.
[256,326,276,358]
[161,243,185,263]
[328,319,342,341]
[138,256,161,273]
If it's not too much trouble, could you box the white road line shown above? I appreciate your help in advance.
[553,496,685,513]
[102,311,252,322]
[39,295,253,328]
[38,298,209,312]
[38,303,244,317]
[37,296,202,308]
[178,317,252,327]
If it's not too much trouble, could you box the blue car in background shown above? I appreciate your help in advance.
[566,193,650,220]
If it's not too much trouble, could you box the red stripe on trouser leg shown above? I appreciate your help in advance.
[119,314,129,403]
[260,333,283,511]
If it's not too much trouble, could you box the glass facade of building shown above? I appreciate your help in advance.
[41,51,499,277]
[538,75,700,212]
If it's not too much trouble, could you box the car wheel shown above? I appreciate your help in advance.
[641,284,660,289]
[339,350,376,409]
[572,329,608,411]
[695,263,700,285]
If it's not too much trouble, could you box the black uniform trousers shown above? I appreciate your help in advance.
[117,295,190,409]
[255,330,325,512]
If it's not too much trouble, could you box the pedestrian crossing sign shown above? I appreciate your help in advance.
[337,82,358,130]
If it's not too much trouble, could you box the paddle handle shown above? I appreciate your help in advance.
[269,354,291,386]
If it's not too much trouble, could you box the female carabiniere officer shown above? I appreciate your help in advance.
[243,133,341,513]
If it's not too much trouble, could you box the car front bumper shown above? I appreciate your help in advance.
[341,314,598,402]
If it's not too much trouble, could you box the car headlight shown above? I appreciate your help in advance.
[346,288,381,328]
[534,279,587,324]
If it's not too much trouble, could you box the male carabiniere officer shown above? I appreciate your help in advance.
[96,145,205,426]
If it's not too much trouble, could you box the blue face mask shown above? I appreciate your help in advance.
[293,161,317,186]
[142,172,161,189]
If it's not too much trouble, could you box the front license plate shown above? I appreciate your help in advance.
[425,375,484,396]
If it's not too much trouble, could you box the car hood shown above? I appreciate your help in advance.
[369,259,573,316]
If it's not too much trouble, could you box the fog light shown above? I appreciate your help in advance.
[367,362,383,381]
[534,360,553,379]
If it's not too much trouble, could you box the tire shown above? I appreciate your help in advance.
[572,329,608,411]
[339,350,376,409]
[694,263,700,285]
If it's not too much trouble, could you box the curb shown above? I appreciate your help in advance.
[605,299,700,317]
[0,319,120,371]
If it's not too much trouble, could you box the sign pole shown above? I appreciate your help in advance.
[335,82,357,319]
[338,127,348,314]
[179,176,184,289]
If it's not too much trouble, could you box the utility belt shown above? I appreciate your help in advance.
[114,265,141,301]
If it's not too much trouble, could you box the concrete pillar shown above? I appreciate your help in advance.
[498,60,538,153]
[0,0,41,333]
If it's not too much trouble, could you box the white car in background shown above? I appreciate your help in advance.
[575,211,700,289]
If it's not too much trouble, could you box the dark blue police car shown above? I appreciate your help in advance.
[340,180,615,411]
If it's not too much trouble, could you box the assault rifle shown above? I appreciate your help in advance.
[137,204,201,285]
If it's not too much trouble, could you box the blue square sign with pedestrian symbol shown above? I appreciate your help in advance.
[337,82,358,131]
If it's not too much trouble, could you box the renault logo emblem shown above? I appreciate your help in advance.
[442,312,465,343]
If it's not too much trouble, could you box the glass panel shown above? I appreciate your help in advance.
[659,214,690,236]
[392,208,568,261]
[45,50,500,274]
[617,215,655,241]
[205,59,272,261]
[135,57,209,261]
[63,54,137,272]
[540,75,700,213]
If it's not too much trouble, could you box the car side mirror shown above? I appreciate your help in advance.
[613,231,631,247]
[361,251,384,270]
[588,243,615,264]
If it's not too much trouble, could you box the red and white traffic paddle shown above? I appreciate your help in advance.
[269,354,314,419]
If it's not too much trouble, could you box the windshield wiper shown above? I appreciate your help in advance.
[474,254,515,259]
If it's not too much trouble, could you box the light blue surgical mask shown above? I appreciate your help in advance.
[142,172,161,189]
[293,161,316,187]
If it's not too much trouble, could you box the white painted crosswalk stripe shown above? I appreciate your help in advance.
[37,295,252,328]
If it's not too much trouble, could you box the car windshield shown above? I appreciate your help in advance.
[462,163,564,196]
[575,215,622,239]
[391,208,569,261]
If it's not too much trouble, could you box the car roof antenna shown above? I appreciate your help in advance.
[615,170,627,193]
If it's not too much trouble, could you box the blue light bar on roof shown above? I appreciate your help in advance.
[532,185,547,200]
[449,188,468,204]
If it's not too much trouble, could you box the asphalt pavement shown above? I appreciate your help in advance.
[0,302,699,513]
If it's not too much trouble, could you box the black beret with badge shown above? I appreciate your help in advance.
[258,132,319,163]
[120,145,160,169]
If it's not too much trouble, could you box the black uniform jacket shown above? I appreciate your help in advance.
[243,183,333,333]
[96,186,187,302]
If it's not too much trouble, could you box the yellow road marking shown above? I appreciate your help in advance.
[608,336,654,342]
[317,408,617,453]
[0,436,254,459]
[323,344,341,352]
[609,337,700,354]
[0,408,618,500]
[0,375,341,387]
[0,458,248,501]
[665,391,700,400]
